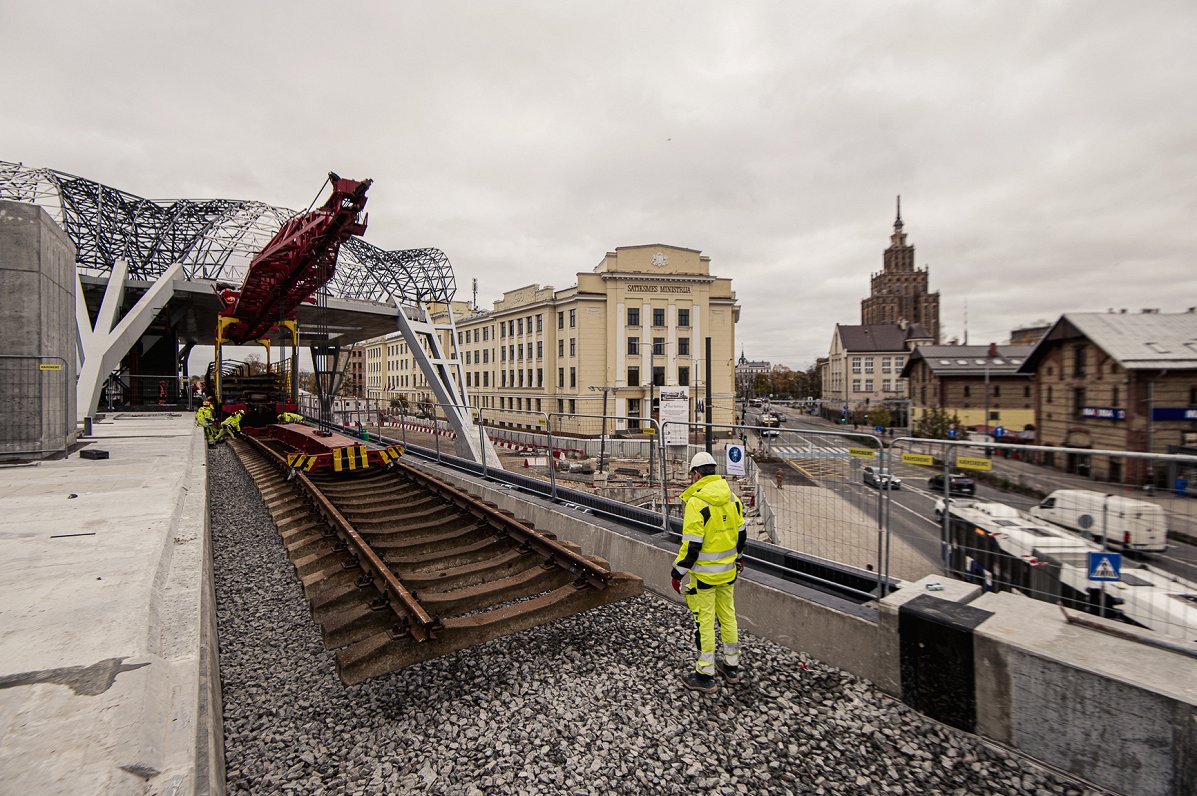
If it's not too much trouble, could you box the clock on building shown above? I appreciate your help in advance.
[650,252,668,268]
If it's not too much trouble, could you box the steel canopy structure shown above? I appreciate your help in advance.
[1,160,497,465]
[0,160,456,306]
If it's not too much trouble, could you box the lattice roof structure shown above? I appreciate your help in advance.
[0,160,455,305]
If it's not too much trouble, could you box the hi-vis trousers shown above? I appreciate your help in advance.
[685,579,740,676]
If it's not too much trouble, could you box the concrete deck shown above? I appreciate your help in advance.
[0,413,220,796]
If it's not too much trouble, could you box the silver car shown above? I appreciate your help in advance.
[862,466,902,490]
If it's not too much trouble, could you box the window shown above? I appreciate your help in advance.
[653,308,665,327]
[1024,385,1030,398]
[881,356,891,374]
[964,385,971,397]
[993,385,1001,397]
[1047,386,1053,403]
[864,358,874,374]
[500,323,506,339]
[882,379,891,393]
[653,366,665,386]
[852,379,862,392]
[1111,386,1119,406]
[483,349,489,364]
[628,366,640,385]
[570,367,576,388]
[1074,345,1087,377]
[537,341,543,359]
[570,338,576,357]
[851,357,862,374]
[527,369,533,387]
[502,371,507,388]
[678,308,690,327]
[558,312,564,329]
[679,366,690,386]
[537,315,543,332]
[537,369,543,387]
[558,340,564,357]
[864,379,873,392]
[558,368,564,388]
[518,344,524,360]
[501,347,507,363]
[474,329,480,343]
[483,372,489,387]
[484,327,489,341]
[569,309,576,328]
[678,337,690,356]
[509,345,514,361]
[628,337,639,355]
[1074,387,1086,418]
[653,337,665,355]
[627,307,639,326]
[569,399,576,414]
[518,370,524,388]
[628,398,641,420]
[518,318,523,335]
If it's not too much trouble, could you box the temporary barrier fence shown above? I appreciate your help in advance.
[0,354,71,458]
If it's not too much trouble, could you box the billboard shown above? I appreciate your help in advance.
[659,386,691,447]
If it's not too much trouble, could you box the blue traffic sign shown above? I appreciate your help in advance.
[1087,552,1122,582]
[993,426,1006,438]
[874,425,884,434]
[728,446,743,463]
[947,428,957,439]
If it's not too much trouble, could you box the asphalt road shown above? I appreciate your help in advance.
[748,411,1197,585]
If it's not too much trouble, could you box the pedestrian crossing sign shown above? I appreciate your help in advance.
[1087,552,1122,582]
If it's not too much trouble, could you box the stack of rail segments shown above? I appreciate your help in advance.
[232,436,642,684]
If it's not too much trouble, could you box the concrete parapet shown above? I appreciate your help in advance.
[972,591,1197,796]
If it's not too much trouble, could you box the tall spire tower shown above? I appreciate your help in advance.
[860,197,941,342]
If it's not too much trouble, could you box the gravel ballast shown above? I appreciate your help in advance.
[209,445,1101,795]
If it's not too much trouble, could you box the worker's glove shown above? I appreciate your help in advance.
[671,577,682,594]
[736,560,745,573]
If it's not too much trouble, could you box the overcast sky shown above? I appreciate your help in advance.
[5,1,1196,369]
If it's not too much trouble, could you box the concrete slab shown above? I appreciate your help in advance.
[0,413,221,796]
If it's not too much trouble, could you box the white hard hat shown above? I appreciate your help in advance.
[689,451,718,471]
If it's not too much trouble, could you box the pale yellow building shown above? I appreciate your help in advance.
[362,245,739,435]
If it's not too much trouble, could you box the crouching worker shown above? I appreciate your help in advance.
[195,399,219,445]
[671,451,747,693]
[277,411,304,423]
[215,410,244,443]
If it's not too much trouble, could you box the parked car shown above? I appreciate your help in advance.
[863,466,901,490]
[927,473,976,496]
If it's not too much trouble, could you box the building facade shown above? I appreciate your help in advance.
[902,344,1036,433]
[1019,310,1197,484]
[362,245,739,435]
[735,351,771,397]
[823,322,932,406]
[860,199,940,343]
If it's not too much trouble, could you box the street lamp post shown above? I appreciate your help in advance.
[643,381,656,485]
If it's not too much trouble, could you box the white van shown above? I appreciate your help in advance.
[1029,489,1167,553]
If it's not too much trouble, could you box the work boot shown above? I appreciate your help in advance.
[716,659,742,682]
[681,671,717,694]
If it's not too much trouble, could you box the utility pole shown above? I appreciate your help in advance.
[705,336,713,452]
[588,385,614,474]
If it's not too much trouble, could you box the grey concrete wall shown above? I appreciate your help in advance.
[971,592,1197,796]
[0,201,77,456]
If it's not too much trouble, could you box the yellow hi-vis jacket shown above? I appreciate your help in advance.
[671,474,747,586]
[195,405,213,426]
[277,412,304,423]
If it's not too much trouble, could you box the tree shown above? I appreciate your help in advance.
[914,407,962,439]
[751,374,770,396]
[867,406,892,429]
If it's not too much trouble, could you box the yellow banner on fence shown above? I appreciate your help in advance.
[901,453,934,466]
[957,456,992,471]
[38,363,62,371]
[848,447,876,459]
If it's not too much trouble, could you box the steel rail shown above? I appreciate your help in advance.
[241,434,441,641]
[388,457,614,589]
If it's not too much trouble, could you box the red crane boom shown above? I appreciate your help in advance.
[218,173,372,345]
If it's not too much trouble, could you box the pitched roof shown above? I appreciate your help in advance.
[835,323,932,353]
[1020,312,1197,371]
[901,345,1035,378]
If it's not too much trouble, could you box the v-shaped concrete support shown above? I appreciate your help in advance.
[393,298,501,468]
[76,261,182,419]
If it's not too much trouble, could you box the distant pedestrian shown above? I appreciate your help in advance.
[671,451,747,693]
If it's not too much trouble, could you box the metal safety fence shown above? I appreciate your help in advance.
[0,354,71,458]
[348,399,1197,646]
[885,436,1197,647]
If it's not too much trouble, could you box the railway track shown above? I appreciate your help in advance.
[230,435,643,684]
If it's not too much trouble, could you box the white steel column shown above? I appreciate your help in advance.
[393,298,501,467]
[76,261,182,420]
